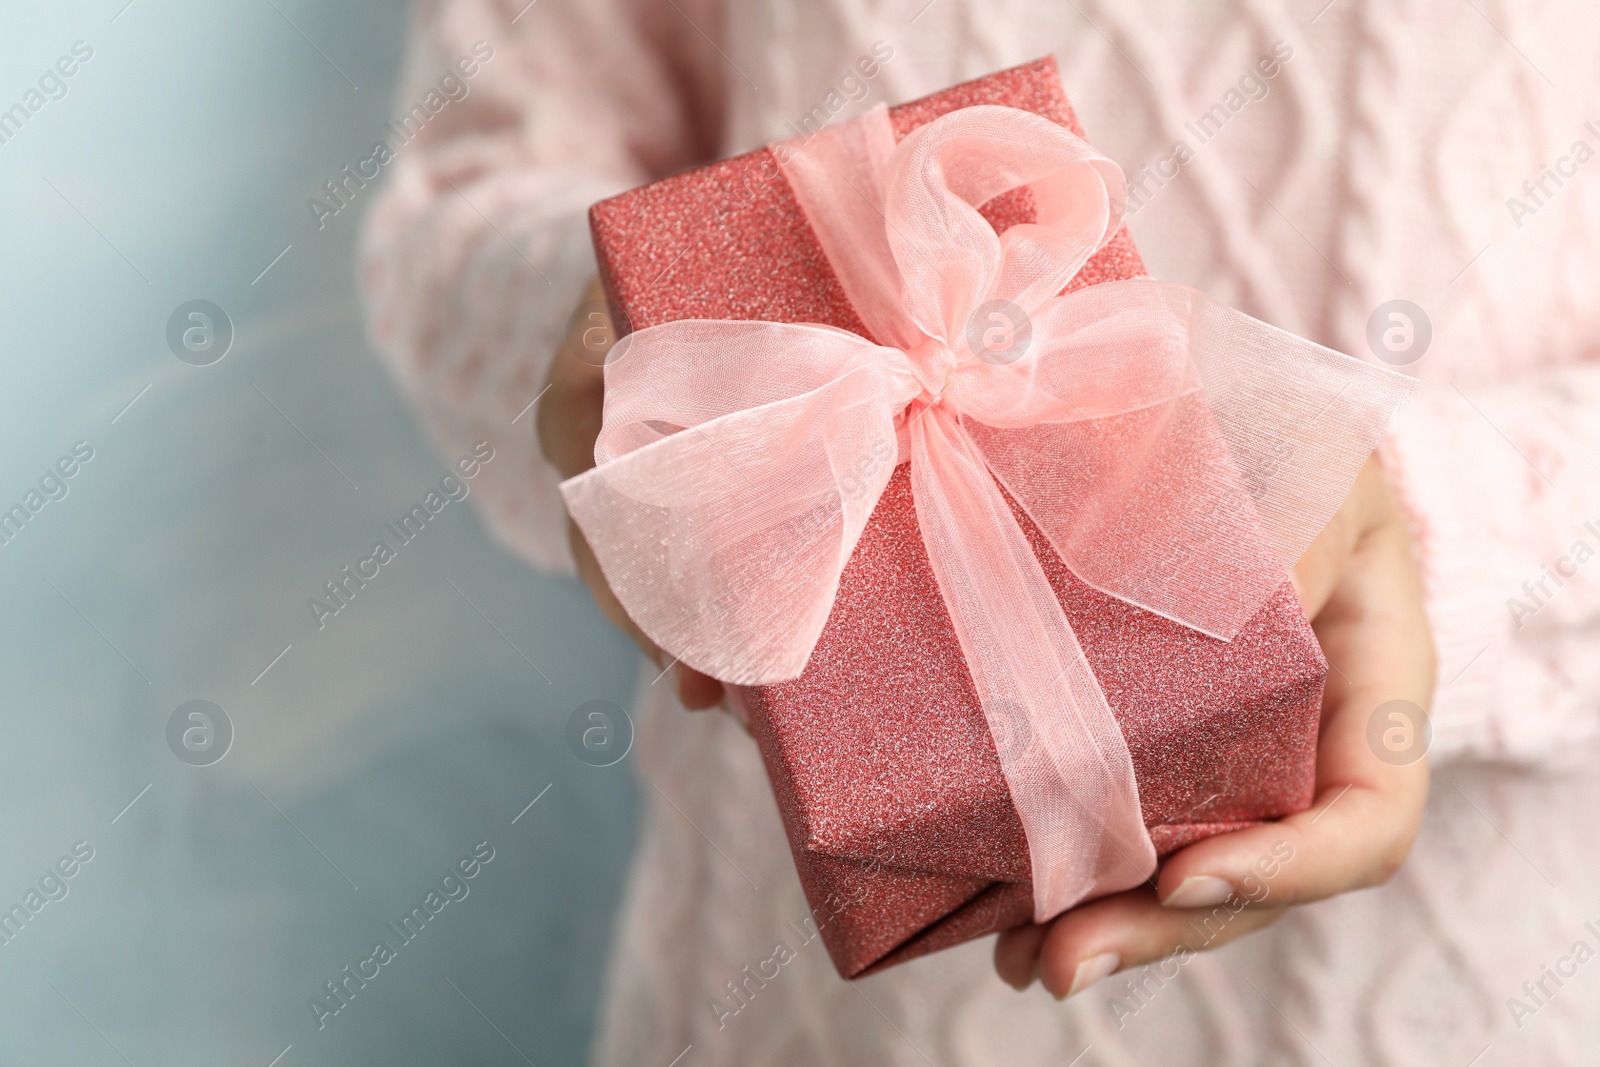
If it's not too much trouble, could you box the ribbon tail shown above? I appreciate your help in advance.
[776,105,920,350]
[909,406,1156,921]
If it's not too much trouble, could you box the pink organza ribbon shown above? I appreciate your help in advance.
[561,104,1414,921]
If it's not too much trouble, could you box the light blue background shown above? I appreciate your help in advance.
[0,2,639,1063]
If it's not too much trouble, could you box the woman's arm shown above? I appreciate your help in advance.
[360,0,723,573]
[1000,358,1600,995]
[1383,365,1600,766]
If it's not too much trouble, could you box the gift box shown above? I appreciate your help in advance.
[587,58,1328,978]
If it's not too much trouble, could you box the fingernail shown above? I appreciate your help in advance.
[1162,875,1235,908]
[1065,952,1120,998]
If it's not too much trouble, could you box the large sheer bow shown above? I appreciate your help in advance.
[561,104,1414,921]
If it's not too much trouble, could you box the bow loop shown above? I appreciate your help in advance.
[884,106,1127,348]
[565,319,919,682]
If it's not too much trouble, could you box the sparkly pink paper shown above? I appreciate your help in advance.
[589,58,1325,979]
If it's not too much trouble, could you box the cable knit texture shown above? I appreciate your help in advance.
[361,1,1600,1063]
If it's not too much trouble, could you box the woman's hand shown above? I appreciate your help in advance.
[994,455,1435,998]
[537,277,726,710]
[543,279,1433,978]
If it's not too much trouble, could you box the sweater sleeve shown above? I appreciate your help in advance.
[360,0,724,574]
[1380,362,1600,768]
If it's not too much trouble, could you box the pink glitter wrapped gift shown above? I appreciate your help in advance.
[587,59,1331,978]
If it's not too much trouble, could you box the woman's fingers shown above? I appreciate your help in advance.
[569,519,726,708]
[1151,785,1407,913]
[1289,506,1351,620]
[1156,486,1430,910]
[675,663,726,710]
[1019,887,1286,998]
[993,922,1049,990]
[1288,455,1379,620]
[543,289,728,712]
[537,347,605,481]
[538,276,611,481]
[1011,456,1434,996]
[568,520,659,659]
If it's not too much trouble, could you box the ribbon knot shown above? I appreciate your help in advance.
[905,336,958,408]
[562,103,1414,922]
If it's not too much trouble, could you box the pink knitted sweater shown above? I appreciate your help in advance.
[362,1,1600,1063]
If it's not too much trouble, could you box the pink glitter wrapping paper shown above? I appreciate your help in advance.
[588,58,1327,979]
